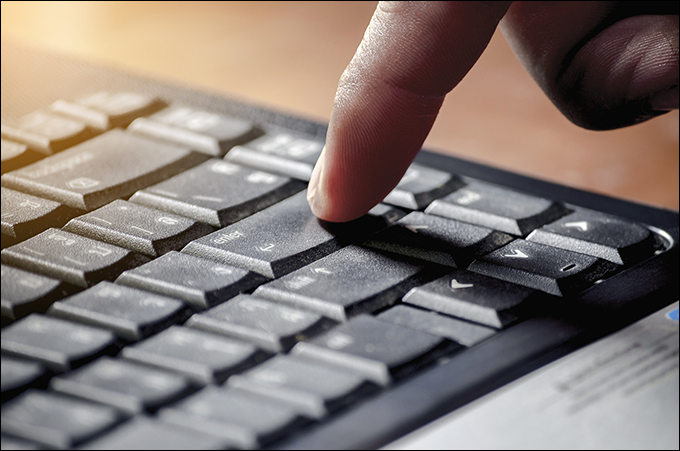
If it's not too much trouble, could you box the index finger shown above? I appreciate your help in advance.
[307,1,513,222]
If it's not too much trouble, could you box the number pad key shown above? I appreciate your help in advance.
[128,105,261,156]
[116,251,266,310]
[2,187,78,248]
[48,282,189,342]
[186,294,335,352]
[468,240,618,296]
[1,110,93,155]
[1,229,148,288]
[425,180,569,236]
[1,314,117,373]
[51,92,166,130]
[122,326,268,385]
[526,209,661,265]
[63,199,213,258]
[129,159,304,227]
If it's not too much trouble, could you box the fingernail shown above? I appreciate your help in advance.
[307,147,327,216]
[648,86,679,111]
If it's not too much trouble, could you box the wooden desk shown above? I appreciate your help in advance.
[2,1,677,210]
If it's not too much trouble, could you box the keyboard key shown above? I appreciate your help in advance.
[63,200,213,258]
[50,92,166,130]
[1,110,94,155]
[121,326,268,385]
[0,434,43,451]
[254,245,440,321]
[129,159,304,227]
[128,105,261,156]
[1,128,207,211]
[228,354,378,419]
[382,163,465,210]
[1,228,149,288]
[1,187,78,248]
[526,209,662,265]
[377,304,497,346]
[1,355,48,403]
[48,282,189,342]
[402,270,544,329]
[186,294,335,352]
[224,130,323,180]
[158,386,307,448]
[425,180,570,236]
[1,138,42,174]
[50,357,195,415]
[1,314,117,373]
[1,264,77,323]
[1,390,121,449]
[84,416,225,450]
[182,191,400,278]
[116,251,266,310]
[468,240,618,296]
[292,315,459,386]
[363,211,513,267]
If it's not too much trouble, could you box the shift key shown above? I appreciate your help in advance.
[0,129,207,211]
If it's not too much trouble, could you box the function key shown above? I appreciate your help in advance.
[526,209,662,265]
[425,180,569,236]
[1,187,78,248]
[1,138,43,174]
[468,240,618,296]
[51,92,166,130]
[129,159,304,227]
[1,128,207,211]
[383,163,465,210]
[128,105,261,156]
[1,110,94,155]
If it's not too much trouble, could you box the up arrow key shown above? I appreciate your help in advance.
[564,221,589,232]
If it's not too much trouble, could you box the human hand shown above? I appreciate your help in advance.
[307,1,678,222]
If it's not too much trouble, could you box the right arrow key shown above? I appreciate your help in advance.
[526,209,663,266]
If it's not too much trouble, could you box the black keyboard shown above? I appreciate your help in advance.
[1,42,678,450]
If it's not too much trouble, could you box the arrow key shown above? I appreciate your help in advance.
[526,209,662,266]
[468,240,618,296]
[402,269,542,328]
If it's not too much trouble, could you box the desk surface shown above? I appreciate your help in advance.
[2,1,677,210]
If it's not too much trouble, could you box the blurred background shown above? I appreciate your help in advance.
[2,1,678,210]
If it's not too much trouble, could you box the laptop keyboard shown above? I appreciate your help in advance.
[0,87,672,450]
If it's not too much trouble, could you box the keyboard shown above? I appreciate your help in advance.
[1,42,678,450]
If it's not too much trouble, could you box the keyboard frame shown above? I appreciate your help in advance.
[2,42,679,450]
